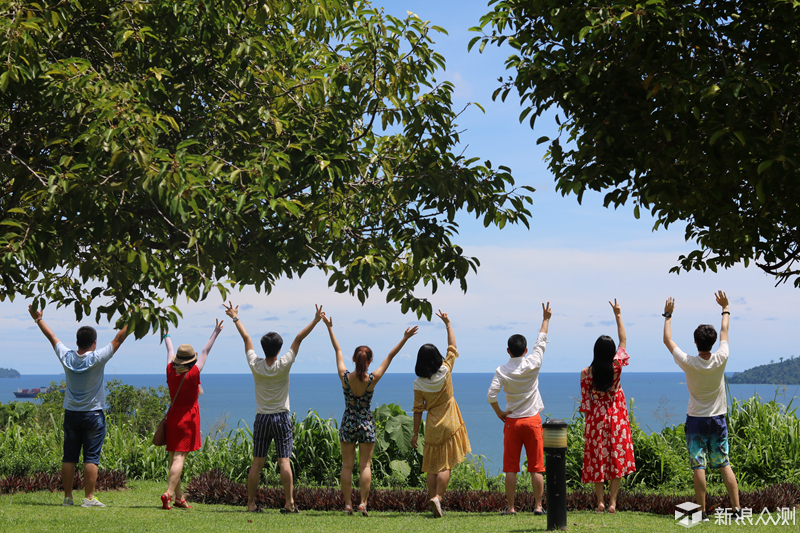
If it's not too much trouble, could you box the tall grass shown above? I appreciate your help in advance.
[1,394,797,491]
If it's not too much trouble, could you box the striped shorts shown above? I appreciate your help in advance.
[253,412,293,458]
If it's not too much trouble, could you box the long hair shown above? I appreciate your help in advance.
[415,343,444,378]
[352,345,373,382]
[590,335,617,392]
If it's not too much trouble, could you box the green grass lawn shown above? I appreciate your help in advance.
[0,481,795,532]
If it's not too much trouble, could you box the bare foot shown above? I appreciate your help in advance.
[609,504,616,514]
[597,502,605,513]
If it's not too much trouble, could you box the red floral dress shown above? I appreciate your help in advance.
[579,347,636,483]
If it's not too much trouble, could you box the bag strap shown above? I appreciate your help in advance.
[165,370,190,415]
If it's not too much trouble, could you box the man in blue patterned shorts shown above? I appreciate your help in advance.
[662,291,741,523]
[225,301,323,513]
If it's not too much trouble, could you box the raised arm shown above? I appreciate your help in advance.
[716,290,729,343]
[224,301,254,353]
[321,313,347,378]
[28,304,61,348]
[197,319,224,372]
[109,320,129,354]
[373,326,419,381]
[164,334,175,366]
[609,299,626,350]
[663,297,677,353]
[436,310,455,349]
[290,304,323,356]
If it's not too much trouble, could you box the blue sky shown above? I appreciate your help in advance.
[2,1,798,376]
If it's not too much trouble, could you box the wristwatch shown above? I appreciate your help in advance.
[232,317,240,323]
[662,312,672,318]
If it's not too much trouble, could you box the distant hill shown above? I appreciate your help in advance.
[729,356,800,385]
[0,367,21,378]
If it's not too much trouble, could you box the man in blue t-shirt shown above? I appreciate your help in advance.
[29,304,129,508]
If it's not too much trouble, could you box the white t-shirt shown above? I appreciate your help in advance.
[486,332,547,418]
[245,348,296,414]
[672,340,729,417]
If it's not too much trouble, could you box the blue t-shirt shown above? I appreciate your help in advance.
[54,342,115,411]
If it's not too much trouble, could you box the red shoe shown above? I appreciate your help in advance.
[174,498,193,509]
[161,492,172,510]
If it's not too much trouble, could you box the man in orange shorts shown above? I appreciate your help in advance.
[487,302,552,516]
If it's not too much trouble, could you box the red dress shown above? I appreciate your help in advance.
[579,347,636,483]
[165,364,202,452]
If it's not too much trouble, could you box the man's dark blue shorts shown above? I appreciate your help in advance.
[63,409,106,464]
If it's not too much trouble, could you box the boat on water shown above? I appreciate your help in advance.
[13,386,64,398]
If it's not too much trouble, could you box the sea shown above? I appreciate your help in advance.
[3,373,798,473]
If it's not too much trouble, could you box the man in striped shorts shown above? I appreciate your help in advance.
[225,301,324,513]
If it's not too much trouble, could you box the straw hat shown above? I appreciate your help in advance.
[173,344,197,365]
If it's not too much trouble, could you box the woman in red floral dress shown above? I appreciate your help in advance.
[580,299,635,513]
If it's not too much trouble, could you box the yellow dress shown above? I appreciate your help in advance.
[413,346,471,473]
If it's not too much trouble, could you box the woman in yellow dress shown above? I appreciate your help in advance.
[410,310,471,518]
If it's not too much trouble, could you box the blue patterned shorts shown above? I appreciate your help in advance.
[685,414,730,470]
[253,412,293,458]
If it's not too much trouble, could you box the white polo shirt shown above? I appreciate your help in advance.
[672,340,729,417]
[246,348,296,414]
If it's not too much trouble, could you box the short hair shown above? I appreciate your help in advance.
[76,326,97,350]
[507,334,527,357]
[415,343,444,378]
[260,332,284,358]
[694,325,717,352]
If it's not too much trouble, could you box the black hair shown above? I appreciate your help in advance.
[694,325,717,352]
[353,345,373,382]
[415,343,444,378]
[507,334,527,357]
[76,326,97,350]
[260,332,284,358]
[590,335,616,393]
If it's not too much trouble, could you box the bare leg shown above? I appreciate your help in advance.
[62,462,76,500]
[247,457,266,511]
[357,442,375,509]
[693,469,707,511]
[608,478,621,512]
[531,472,544,512]
[718,466,740,510]
[278,457,294,511]
[435,469,450,500]
[167,451,188,501]
[505,472,517,512]
[340,442,355,509]
[83,463,98,501]
[594,482,605,512]
[426,473,437,499]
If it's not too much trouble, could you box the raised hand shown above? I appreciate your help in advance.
[403,326,419,339]
[321,313,333,328]
[223,301,238,319]
[664,297,675,315]
[715,291,729,308]
[215,318,224,330]
[435,310,450,326]
[314,303,324,322]
[609,298,621,316]
[542,301,552,320]
[28,304,42,321]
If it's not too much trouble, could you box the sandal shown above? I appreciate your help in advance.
[174,498,193,509]
[596,502,605,513]
[344,504,353,515]
[500,507,516,515]
[428,497,443,518]
[280,505,299,514]
[160,492,172,510]
[608,505,616,514]
[357,503,369,517]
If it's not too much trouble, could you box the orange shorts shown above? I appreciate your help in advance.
[503,414,544,473]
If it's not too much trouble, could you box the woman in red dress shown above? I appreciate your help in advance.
[161,319,223,509]
[579,300,635,513]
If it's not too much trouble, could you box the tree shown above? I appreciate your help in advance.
[1,0,533,336]
[471,0,800,284]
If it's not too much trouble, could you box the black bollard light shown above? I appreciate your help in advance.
[542,419,568,531]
